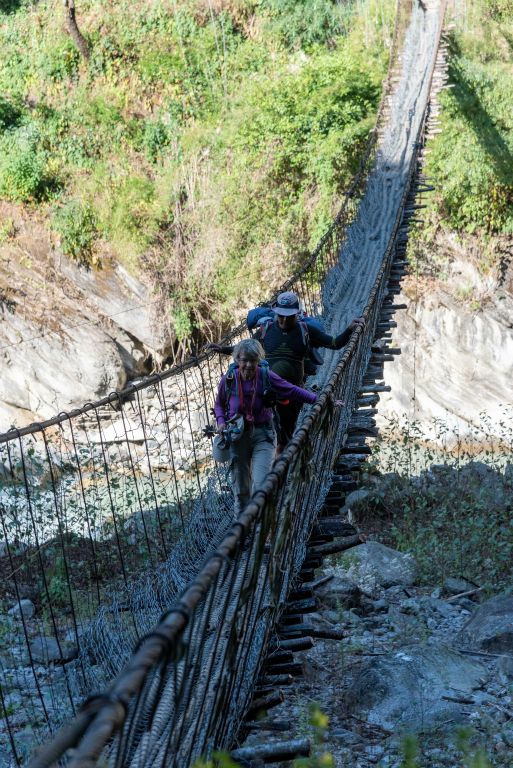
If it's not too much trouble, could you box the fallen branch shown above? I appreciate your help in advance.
[446,587,484,603]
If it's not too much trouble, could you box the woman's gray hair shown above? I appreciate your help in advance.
[233,338,265,363]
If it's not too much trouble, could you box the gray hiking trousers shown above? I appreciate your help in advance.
[229,424,276,518]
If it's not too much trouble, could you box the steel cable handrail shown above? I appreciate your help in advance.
[26,0,448,763]
[0,1,451,764]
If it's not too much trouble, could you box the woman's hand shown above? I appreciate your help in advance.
[205,342,224,353]
[333,399,345,407]
[349,316,365,331]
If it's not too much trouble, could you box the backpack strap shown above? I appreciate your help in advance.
[224,362,239,416]
[298,319,309,347]
[258,360,271,391]
[258,318,273,341]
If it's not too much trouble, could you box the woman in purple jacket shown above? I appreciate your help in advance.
[214,338,318,519]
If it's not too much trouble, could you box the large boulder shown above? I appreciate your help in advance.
[316,575,365,610]
[345,644,486,732]
[8,599,35,620]
[30,636,77,665]
[336,541,417,593]
[455,595,513,655]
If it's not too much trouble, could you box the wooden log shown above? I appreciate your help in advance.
[299,568,315,582]
[308,533,363,557]
[270,636,314,653]
[356,394,379,407]
[352,407,378,417]
[347,426,379,439]
[358,384,391,393]
[284,597,318,614]
[308,535,334,546]
[288,587,314,601]
[314,519,357,538]
[365,365,384,376]
[279,613,303,625]
[244,720,292,733]
[339,444,372,455]
[277,622,345,642]
[258,674,294,687]
[263,662,303,677]
[334,460,366,473]
[246,691,285,719]
[231,738,310,764]
[311,626,346,641]
[277,623,314,639]
[319,504,343,517]
[267,650,293,665]
[330,479,357,493]
[446,587,484,602]
[323,493,345,505]
[310,574,335,590]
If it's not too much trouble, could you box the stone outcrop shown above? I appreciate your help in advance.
[378,255,513,439]
[345,644,487,731]
[334,541,417,592]
[0,203,173,431]
[455,595,513,655]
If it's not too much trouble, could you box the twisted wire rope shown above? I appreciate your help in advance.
[0,1,449,763]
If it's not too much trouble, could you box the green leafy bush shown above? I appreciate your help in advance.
[53,200,98,266]
[0,0,393,329]
[425,11,513,234]
[0,96,22,131]
[0,125,56,201]
[363,414,513,590]
[142,119,174,162]
[261,0,349,49]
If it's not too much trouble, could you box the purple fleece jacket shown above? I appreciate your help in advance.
[214,369,317,428]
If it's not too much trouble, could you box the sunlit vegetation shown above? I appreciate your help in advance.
[0,0,394,337]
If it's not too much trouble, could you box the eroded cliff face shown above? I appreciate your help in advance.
[1,201,512,437]
[0,203,172,431]
[378,252,513,440]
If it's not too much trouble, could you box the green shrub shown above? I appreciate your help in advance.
[0,125,56,201]
[104,175,157,256]
[142,119,174,162]
[0,96,22,131]
[261,0,349,49]
[425,14,513,235]
[483,0,511,20]
[0,0,393,327]
[53,200,98,266]
[366,414,513,590]
[35,37,80,82]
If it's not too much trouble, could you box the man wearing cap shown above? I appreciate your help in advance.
[253,291,364,449]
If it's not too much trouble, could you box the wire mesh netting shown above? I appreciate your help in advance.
[0,0,449,764]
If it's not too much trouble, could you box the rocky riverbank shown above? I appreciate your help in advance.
[241,461,513,767]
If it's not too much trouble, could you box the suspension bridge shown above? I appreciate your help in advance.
[0,1,448,764]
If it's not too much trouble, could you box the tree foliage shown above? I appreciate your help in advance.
[0,0,393,336]
[425,2,513,234]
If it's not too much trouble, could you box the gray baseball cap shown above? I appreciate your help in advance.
[273,291,300,316]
